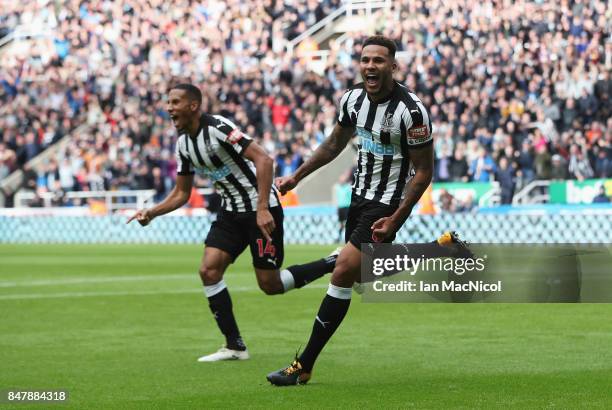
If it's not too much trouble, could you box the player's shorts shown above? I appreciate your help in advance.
[205,206,284,270]
[345,194,398,248]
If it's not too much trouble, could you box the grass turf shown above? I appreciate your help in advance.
[1,244,611,409]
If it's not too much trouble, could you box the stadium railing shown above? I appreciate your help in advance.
[513,181,551,205]
[0,125,88,207]
[13,190,156,211]
[478,182,501,207]
[285,0,392,55]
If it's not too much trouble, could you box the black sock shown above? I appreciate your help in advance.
[286,256,337,288]
[207,287,246,351]
[299,292,351,372]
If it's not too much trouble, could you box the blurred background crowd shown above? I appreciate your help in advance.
[0,0,610,207]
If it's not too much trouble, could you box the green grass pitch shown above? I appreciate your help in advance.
[1,244,611,409]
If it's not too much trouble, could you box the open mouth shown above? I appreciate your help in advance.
[169,114,179,125]
[365,73,379,87]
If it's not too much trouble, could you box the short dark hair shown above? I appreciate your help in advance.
[362,35,397,58]
[170,83,202,105]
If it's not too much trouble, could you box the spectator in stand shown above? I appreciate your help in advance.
[592,185,610,204]
[434,132,454,182]
[1,0,610,210]
[534,145,553,181]
[593,148,611,178]
[568,145,595,180]
[515,140,536,183]
[550,155,569,180]
[469,147,496,182]
[449,148,469,182]
[495,157,516,204]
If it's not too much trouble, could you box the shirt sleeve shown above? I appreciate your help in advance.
[336,90,353,128]
[175,137,195,175]
[402,100,433,149]
[212,115,253,154]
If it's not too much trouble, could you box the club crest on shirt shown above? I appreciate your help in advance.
[381,113,394,133]
[227,129,243,144]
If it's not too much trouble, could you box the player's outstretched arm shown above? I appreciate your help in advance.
[243,141,275,241]
[275,124,354,194]
[372,144,433,241]
[127,174,194,226]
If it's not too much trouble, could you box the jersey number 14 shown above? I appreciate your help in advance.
[256,239,276,257]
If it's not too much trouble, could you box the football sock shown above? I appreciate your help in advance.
[299,284,352,372]
[282,255,337,291]
[204,280,246,351]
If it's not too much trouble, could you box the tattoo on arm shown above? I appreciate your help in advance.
[393,144,434,223]
[294,124,353,181]
[402,180,430,208]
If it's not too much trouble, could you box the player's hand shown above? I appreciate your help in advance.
[371,217,400,243]
[256,208,275,242]
[127,209,153,226]
[274,175,298,195]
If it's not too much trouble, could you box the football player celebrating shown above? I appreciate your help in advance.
[129,83,337,362]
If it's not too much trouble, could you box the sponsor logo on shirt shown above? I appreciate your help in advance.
[406,125,431,145]
[357,127,396,155]
[202,165,231,181]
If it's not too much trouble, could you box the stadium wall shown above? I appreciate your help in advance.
[1,205,611,244]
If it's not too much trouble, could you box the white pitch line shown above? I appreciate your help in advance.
[0,288,201,300]
[0,283,329,301]
[0,273,198,288]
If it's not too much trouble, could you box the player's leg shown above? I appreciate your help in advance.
[198,212,250,362]
[266,243,360,385]
[252,256,339,295]
[275,254,338,293]
[197,246,250,361]
[297,243,360,368]
[266,196,379,385]
[249,206,337,295]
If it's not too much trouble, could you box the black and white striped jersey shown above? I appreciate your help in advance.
[175,113,280,213]
[337,82,433,205]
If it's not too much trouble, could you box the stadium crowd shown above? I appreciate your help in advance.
[0,0,610,207]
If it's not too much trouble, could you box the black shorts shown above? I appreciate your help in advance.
[345,194,398,248]
[205,206,284,269]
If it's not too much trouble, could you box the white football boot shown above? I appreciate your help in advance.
[197,346,250,362]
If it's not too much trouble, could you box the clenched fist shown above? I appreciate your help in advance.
[274,175,298,195]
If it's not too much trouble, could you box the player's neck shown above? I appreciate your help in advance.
[368,80,395,103]
[185,115,201,138]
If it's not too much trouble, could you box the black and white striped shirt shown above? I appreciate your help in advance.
[338,82,433,205]
[175,113,280,213]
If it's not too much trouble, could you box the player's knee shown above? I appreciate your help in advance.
[257,277,282,295]
[332,258,351,277]
[199,265,223,285]
[331,259,359,286]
